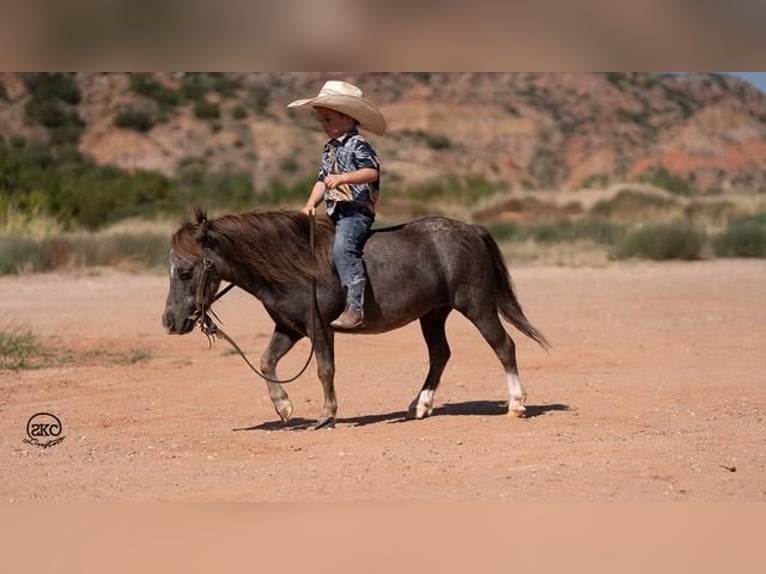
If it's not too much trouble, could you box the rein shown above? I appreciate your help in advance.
[194,214,318,385]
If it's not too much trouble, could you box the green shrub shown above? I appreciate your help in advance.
[68,233,170,268]
[115,107,157,132]
[592,189,679,220]
[393,174,499,205]
[22,74,85,146]
[256,176,316,206]
[639,166,696,196]
[564,218,626,245]
[231,105,248,120]
[487,218,625,245]
[249,86,272,115]
[401,129,453,150]
[713,216,766,258]
[194,100,220,120]
[210,74,240,98]
[486,221,520,242]
[0,325,42,370]
[0,237,45,274]
[611,222,705,260]
[129,73,180,107]
[0,231,171,276]
[21,73,81,105]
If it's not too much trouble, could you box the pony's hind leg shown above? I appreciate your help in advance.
[311,325,337,429]
[261,327,302,422]
[409,308,452,419]
[464,310,527,417]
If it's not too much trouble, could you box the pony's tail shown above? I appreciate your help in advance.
[477,226,551,349]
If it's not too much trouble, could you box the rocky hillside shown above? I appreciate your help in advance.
[2,72,766,196]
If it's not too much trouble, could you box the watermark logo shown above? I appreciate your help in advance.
[24,412,65,448]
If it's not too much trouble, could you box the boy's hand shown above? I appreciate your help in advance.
[324,174,346,189]
[302,204,317,216]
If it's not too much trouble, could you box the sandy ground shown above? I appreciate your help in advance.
[1,260,764,501]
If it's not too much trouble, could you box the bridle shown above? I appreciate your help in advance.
[192,214,318,385]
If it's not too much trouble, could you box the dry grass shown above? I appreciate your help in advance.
[2,185,765,275]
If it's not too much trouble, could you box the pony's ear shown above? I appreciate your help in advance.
[192,208,215,248]
[193,207,207,225]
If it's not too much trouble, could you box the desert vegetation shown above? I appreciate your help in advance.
[2,163,764,275]
[2,72,765,275]
[0,322,152,370]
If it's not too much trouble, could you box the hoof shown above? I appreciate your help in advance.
[415,404,433,420]
[275,401,294,422]
[410,390,435,420]
[507,405,527,418]
[314,417,336,430]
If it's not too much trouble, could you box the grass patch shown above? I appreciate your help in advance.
[639,166,696,196]
[390,174,502,206]
[0,326,43,370]
[0,231,170,275]
[592,189,681,222]
[713,214,766,258]
[0,324,154,370]
[0,237,45,274]
[487,218,626,245]
[81,348,154,365]
[611,222,706,260]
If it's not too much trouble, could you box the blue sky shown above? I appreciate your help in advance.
[728,72,766,92]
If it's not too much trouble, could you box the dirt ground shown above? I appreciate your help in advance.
[1,260,764,501]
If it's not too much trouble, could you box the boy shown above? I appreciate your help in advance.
[288,80,386,329]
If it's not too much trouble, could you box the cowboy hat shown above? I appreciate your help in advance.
[287,80,386,135]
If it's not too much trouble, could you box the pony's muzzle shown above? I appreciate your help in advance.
[162,311,194,334]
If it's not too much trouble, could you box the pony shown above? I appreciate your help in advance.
[163,209,549,428]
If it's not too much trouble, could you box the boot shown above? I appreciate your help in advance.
[330,279,365,330]
[330,305,364,330]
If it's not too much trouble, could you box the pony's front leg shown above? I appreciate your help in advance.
[260,327,302,422]
[313,326,337,429]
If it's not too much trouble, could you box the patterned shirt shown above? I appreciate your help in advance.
[318,128,380,217]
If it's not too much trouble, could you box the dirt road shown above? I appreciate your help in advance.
[2,260,764,501]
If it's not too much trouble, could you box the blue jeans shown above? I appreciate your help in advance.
[332,210,373,310]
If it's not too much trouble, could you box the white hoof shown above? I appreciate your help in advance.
[507,399,526,418]
[416,403,433,420]
[410,390,434,420]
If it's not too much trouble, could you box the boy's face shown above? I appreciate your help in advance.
[314,106,356,139]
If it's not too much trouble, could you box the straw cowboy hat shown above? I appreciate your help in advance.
[287,80,386,135]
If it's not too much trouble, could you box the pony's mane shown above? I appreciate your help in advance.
[171,208,335,283]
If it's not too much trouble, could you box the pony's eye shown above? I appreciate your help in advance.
[177,269,193,280]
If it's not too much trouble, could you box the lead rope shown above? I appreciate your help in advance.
[197,214,318,385]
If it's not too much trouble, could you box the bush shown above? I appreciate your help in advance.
[487,218,625,245]
[194,100,220,120]
[0,231,171,276]
[129,73,180,107]
[401,129,453,151]
[0,237,45,274]
[21,73,81,105]
[486,221,520,242]
[611,222,705,260]
[393,174,499,205]
[713,216,766,258]
[68,233,170,268]
[639,166,696,196]
[22,74,85,146]
[249,86,272,115]
[592,189,679,220]
[256,176,316,206]
[0,325,42,370]
[231,105,248,120]
[115,107,157,132]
